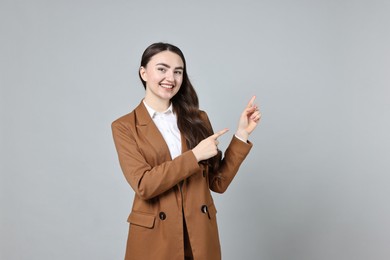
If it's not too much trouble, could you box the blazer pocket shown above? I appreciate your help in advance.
[127,211,156,229]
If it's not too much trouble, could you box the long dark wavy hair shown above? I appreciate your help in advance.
[139,42,220,169]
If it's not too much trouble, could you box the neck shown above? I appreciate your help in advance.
[143,97,170,112]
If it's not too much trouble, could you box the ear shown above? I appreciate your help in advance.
[139,66,147,82]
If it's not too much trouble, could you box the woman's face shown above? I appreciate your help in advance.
[140,50,184,105]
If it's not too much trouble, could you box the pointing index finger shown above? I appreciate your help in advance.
[211,128,229,139]
[247,96,256,108]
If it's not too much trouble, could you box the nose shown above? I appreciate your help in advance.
[166,70,174,82]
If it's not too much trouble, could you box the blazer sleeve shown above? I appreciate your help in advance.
[111,119,201,201]
[200,112,253,194]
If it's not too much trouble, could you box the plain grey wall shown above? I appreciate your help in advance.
[1,0,389,259]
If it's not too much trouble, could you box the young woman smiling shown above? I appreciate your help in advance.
[112,42,261,260]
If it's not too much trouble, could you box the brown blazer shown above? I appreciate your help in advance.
[112,101,252,260]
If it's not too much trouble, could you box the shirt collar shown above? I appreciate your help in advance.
[143,100,173,119]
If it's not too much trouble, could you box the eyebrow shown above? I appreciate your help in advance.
[156,63,184,70]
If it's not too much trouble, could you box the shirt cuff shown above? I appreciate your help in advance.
[234,134,247,143]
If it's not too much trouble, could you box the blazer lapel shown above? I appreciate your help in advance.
[134,101,172,161]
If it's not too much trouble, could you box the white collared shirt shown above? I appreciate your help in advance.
[143,101,182,159]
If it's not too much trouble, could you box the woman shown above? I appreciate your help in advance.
[112,42,261,260]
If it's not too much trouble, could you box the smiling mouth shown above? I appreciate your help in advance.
[160,83,174,89]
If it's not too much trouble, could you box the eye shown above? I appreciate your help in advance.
[157,67,166,73]
[174,70,183,75]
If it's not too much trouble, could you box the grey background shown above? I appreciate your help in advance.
[1,0,389,259]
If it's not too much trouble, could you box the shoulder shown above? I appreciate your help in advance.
[112,111,135,124]
[111,110,136,132]
[111,101,152,134]
[198,109,214,132]
[111,102,141,130]
[199,110,210,122]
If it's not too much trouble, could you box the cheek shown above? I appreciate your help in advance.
[147,70,162,81]
[176,76,184,86]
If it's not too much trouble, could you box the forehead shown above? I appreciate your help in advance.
[148,51,184,67]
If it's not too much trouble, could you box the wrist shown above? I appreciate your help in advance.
[191,149,201,162]
[235,130,249,142]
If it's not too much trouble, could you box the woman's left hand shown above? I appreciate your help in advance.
[235,96,261,142]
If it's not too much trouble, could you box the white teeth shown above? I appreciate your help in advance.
[160,84,173,89]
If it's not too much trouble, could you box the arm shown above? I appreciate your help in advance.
[112,120,200,200]
[196,96,261,193]
[208,136,252,193]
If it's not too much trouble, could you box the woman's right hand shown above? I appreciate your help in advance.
[192,129,229,162]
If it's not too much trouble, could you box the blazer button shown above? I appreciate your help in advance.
[159,212,166,220]
[201,205,208,214]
